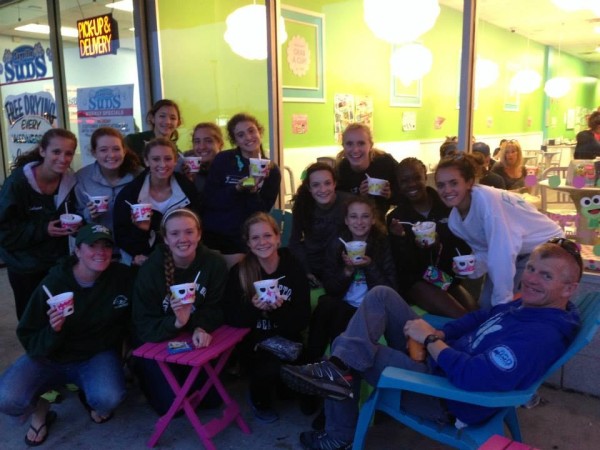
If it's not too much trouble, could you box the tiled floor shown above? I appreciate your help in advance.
[1,268,600,449]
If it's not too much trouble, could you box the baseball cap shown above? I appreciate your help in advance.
[75,223,114,246]
[472,142,491,157]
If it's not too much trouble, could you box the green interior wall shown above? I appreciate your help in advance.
[157,0,599,151]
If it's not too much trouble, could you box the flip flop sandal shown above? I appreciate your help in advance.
[24,410,57,447]
[78,391,113,424]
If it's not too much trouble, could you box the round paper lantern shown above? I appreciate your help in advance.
[390,43,433,86]
[544,77,571,98]
[510,69,542,94]
[224,5,288,60]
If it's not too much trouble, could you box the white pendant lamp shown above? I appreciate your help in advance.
[544,77,571,98]
[475,58,499,89]
[224,4,288,60]
[510,69,542,94]
[364,0,440,44]
[390,43,433,86]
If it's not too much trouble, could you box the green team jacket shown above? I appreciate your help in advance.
[17,256,134,363]
[0,164,77,273]
[132,243,227,343]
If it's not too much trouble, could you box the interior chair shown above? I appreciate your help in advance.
[352,291,600,450]
[283,165,296,209]
[539,166,577,235]
[270,208,293,247]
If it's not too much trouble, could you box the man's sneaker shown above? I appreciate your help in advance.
[281,360,353,401]
[300,430,351,450]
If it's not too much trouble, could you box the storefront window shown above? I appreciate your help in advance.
[0,0,53,180]
[156,0,270,153]
[0,0,142,177]
[58,0,142,169]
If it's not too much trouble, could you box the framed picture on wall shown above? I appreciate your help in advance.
[390,77,422,107]
[282,6,325,103]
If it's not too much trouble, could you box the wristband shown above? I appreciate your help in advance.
[424,334,442,347]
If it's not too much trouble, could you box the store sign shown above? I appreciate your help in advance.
[76,84,134,166]
[0,43,49,84]
[77,13,119,58]
[4,91,56,161]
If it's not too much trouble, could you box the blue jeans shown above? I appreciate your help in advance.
[0,349,126,419]
[325,286,448,442]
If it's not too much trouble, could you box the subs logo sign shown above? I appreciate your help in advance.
[77,13,119,58]
[0,42,50,84]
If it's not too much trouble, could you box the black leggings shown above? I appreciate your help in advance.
[306,295,357,362]
[7,269,49,320]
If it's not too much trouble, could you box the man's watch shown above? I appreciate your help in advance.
[424,334,442,347]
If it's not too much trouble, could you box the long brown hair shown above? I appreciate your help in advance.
[11,128,77,170]
[238,212,280,300]
[90,127,142,177]
[292,162,337,231]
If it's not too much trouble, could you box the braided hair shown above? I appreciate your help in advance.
[160,208,202,297]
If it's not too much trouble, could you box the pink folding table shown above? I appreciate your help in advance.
[133,325,251,448]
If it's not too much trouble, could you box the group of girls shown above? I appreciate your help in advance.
[0,114,564,443]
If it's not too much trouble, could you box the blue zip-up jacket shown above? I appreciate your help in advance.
[434,300,580,424]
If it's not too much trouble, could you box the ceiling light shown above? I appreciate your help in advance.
[544,77,571,99]
[105,1,133,12]
[510,69,542,94]
[595,45,600,53]
[364,0,440,44]
[224,4,288,60]
[595,26,600,34]
[390,43,433,86]
[15,23,78,38]
[475,58,499,89]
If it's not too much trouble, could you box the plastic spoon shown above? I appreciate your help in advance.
[456,248,462,256]
[124,200,134,207]
[42,285,53,299]
[338,237,348,246]
[193,271,201,285]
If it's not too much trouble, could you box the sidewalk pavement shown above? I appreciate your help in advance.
[1,268,600,449]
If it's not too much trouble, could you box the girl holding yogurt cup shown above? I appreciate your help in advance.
[223,212,310,423]
[388,157,477,318]
[202,113,281,269]
[335,123,400,221]
[113,138,201,266]
[182,122,224,196]
[75,127,143,254]
[0,224,134,443]
[306,196,397,362]
[0,128,79,320]
[132,208,228,415]
[435,154,563,309]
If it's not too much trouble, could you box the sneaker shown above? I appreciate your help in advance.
[300,430,351,450]
[281,360,353,401]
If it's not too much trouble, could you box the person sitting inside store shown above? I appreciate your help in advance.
[574,111,600,159]
[280,240,582,450]
[471,142,505,189]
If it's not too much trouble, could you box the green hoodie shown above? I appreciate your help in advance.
[17,257,133,363]
[132,243,227,343]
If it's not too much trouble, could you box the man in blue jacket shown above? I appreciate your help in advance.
[282,239,583,450]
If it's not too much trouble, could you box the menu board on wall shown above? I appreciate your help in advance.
[3,91,56,162]
[76,84,134,166]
